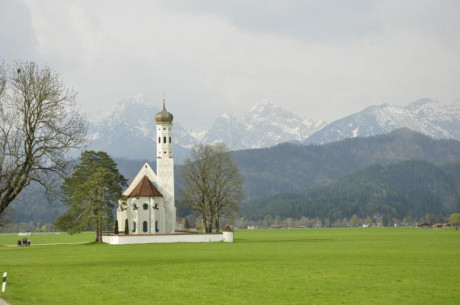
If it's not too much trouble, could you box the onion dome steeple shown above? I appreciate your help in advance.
[155,98,173,123]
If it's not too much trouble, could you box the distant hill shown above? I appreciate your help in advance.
[240,160,460,222]
[233,128,460,199]
[7,129,460,226]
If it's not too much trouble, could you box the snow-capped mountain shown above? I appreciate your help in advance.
[87,95,196,162]
[87,96,460,163]
[304,99,460,145]
[202,101,327,150]
[87,98,327,162]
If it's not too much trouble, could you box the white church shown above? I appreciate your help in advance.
[104,101,232,244]
[116,101,176,234]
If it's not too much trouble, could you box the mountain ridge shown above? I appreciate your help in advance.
[87,98,326,161]
[305,98,460,145]
[86,97,460,163]
[233,128,460,199]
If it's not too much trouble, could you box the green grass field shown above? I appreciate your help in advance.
[0,228,459,305]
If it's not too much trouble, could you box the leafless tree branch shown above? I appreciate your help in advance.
[0,61,87,221]
[181,143,242,233]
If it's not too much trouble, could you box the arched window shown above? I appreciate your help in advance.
[163,136,166,143]
[169,136,171,143]
[158,137,161,143]
[143,203,148,210]
[143,221,148,233]
[132,221,136,233]
[155,220,159,232]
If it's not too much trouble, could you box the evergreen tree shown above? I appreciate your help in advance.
[124,218,129,235]
[55,151,127,243]
[182,217,190,230]
[114,220,119,234]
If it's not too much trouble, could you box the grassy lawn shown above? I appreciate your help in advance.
[0,228,459,305]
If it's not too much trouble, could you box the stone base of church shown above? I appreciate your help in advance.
[102,232,231,245]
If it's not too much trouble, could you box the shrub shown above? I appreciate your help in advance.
[124,219,129,235]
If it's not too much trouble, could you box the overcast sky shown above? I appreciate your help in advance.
[1,0,459,130]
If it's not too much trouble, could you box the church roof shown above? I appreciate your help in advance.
[155,100,173,123]
[128,175,163,198]
[224,225,233,232]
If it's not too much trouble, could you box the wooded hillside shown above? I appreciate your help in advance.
[233,128,460,199]
[241,160,460,222]
[5,129,460,227]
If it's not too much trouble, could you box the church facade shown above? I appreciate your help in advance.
[116,101,176,234]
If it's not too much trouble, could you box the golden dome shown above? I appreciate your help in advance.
[155,101,173,123]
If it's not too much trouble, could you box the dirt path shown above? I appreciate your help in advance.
[2,241,90,247]
[0,297,11,305]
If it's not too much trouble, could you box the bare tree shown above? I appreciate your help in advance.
[181,145,213,232]
[181,143,242,233]
[0,61,87,222]
[207,144,242,232]
[0,64,6,97]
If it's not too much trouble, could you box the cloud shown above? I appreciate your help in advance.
[0,0,458,130]
[0,0,38,61]
[161,0,382,43]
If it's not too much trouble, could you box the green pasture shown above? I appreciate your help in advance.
[0,228,459,305]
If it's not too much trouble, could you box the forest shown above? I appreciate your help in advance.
[240,160,460,225]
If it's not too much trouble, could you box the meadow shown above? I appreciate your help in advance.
[0,228,459,305]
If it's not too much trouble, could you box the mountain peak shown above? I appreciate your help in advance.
[203,101,326,150]
[250,100,275,111]
[86,95,460,163]
[406,98,440,112]
[218,112,236,121]
[305,99,460,145]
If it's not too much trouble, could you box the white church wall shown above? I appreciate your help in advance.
[113,102,177,240]
[102,233,226,244]
[150,198,158,233]
[156,120,175,234]
[138,197,150,234]
[223,232,234,242]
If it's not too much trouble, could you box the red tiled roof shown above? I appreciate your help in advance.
[224,225,233,232]
[128,176,163,198]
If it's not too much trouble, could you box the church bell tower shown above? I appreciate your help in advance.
[155,99,175,233]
